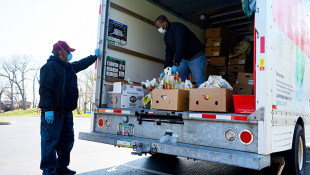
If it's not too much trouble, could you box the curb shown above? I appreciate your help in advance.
[0,121,16,125]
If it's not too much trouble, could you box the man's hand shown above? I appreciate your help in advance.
[160,71,165,78]
[94,49,100,57]
[171,65,178,74]
[45,111,54,124]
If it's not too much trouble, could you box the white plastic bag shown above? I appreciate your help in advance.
[198,75,233,90]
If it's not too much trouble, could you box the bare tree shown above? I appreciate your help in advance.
[32,68,40,108]
[0,82,6,113]
[0,55,34,110]
[77,68,95,113]
[17,55,34,109]
[0,57,18,111]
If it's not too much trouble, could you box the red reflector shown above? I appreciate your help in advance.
[240,131,252,143]
[260,36,265,53]
[98,118,104,127]
[114,110,122,113]
[202,114,216,119]
[231,116,247,121]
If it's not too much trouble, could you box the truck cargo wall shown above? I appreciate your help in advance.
[261,0,310,153]
[105,0,205,82]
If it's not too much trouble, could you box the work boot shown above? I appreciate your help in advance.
[42,169,57,175]
[56,167,76,175]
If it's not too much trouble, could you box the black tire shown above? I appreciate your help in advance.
[284,124,306,175]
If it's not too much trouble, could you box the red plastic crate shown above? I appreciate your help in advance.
[233,95,255,114]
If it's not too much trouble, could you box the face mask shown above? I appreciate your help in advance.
[67,53,73,62]
[158,27,166,34]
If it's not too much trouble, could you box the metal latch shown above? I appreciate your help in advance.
[131,141,151,156]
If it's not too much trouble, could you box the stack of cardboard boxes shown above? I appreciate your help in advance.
[205,26,232,80]
[233,72,254,95]
[227,54,250,85]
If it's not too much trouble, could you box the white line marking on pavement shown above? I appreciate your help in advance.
[306,161,310,163]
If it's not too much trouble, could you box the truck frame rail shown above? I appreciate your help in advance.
[79,131,270,170]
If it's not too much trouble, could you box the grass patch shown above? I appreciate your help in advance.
[0,108,91,117]
[0,119,9,122]
[72,110,91,117]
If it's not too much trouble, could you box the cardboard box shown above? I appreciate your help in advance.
[228,54,247,65]
[206,63,220,79]
[205,27,229,38]
[206,37,222,47]
[210,57,226,66]
[237,73,254,85]
[227,75,237,85]
[152,89,189,111]
[189,88,234,112]
[228,65,246,75]
[205,47,221,57]
[233,84,253,95]
[107,82,144,108]
[216,66,227,76]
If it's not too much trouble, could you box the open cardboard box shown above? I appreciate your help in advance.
[152,89,189,111]
[189,88,234,112]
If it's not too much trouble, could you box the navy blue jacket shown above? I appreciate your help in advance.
[39,55,97,113]
[164,22,204,68]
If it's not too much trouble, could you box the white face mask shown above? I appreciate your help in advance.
[158,27,166,34]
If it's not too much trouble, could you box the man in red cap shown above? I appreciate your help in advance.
[39,40,99,175]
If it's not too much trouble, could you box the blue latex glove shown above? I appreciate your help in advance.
[94,48,100,57]
[45,111,54,124]
[171,65,178,74]
[160,71,165,77]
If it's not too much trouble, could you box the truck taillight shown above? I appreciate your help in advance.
[98,118,104,127]
[239,130,253,145]
[224,128,237,142]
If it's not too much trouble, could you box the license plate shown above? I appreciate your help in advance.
[117,123,134,136]
[116,139,131,147]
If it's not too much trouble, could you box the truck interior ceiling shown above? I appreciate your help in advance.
[147,0,254,40]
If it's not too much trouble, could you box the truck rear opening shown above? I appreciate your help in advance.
[96,0,256,114]
[80,0,309,174]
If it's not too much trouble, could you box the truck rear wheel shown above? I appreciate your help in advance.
[284,124,306,175]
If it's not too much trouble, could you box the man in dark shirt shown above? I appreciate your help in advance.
[39,41,99,175]
[155,15,206,87]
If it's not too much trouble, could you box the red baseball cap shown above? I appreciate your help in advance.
[53,40,76,52]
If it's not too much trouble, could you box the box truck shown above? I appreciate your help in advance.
[79,0,310,174]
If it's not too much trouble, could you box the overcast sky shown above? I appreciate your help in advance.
[0,0,99,64]
[0,0,100,104]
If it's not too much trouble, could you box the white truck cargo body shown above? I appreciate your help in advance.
[79,0,309,174]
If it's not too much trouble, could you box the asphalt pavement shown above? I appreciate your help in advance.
[0,117,309,175]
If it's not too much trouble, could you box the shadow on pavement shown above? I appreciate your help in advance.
[77,154,283,175]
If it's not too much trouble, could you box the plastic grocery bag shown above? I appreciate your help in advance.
[198,75,233,90]
[234,38,251,55]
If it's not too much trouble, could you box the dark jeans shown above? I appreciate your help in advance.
[177,53,207,87]
[40,111,74,175]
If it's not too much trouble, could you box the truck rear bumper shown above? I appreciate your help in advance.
[79,132,270,170]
